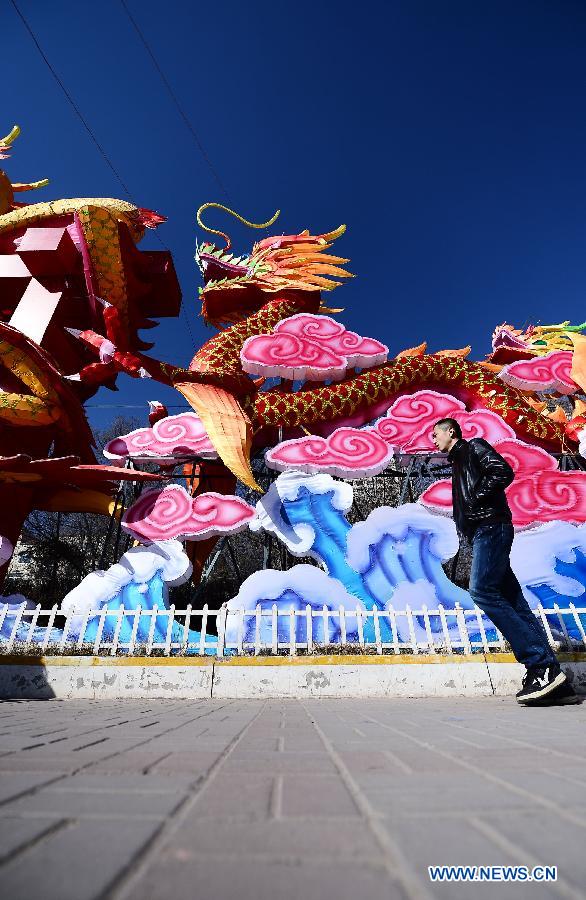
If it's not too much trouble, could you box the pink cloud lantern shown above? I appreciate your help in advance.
[265,427,393,479]
[240,313,388,381]
[499,351,578,395]
[420,438,586,529]
[122,485,256,543]
[104,412,218,464]
[373,390,515,452]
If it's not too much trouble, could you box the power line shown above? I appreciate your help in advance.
[11,0,201,353]
[120,0,230,201]
[10,0,134,200]
[10,0,200,352]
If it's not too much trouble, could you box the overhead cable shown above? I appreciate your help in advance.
[120,0,230,200]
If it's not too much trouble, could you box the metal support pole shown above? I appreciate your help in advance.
[399,455,417,505]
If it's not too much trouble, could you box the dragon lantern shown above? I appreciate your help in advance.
[2,126,586,600]
[75,202,576,479]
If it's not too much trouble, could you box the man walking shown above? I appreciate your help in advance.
[432,417,576,705]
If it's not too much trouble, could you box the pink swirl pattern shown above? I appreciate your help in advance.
[506,471,586,528]
[373,390,515,451]
[265,427,393,478]
[241,333,347,380]
[492,439,555,477]
[122,485,256,543]
[241,313,388,381]
[499,351,578,395]
[420,438,586,529]
[103,412,218,463]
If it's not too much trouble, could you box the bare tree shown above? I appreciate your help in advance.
[3,416,141,605]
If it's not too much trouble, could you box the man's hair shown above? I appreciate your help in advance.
[434,417,463,440]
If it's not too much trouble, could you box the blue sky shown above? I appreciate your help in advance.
[5,0,586,430]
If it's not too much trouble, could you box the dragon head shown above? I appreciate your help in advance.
[195,203,352,327]
[0,126,49,215]
[490,320,586,364]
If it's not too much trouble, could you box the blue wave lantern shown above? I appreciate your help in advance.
[247,472,495,647]
[0,541,211,652]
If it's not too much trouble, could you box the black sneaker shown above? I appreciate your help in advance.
[523,680,581,706]
[516,663,566,704]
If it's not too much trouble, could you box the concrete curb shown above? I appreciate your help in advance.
[0,653,585,699]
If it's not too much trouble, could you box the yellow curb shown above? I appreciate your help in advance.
[485,652,586,664]
[482,652,518,664]
[0,652,585,668]
[213,653,487,666]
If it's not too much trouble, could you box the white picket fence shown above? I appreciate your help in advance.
[0,601,585,657]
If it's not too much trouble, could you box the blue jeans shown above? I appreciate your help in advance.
[469,522,555,669]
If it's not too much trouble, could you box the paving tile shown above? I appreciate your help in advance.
[169,818,377,860]
[3,785,182,819]
[0,753,92,773]
[0,771,60,804]
[381,813,556,900]
[281,735,324,752]
[127,858,408,900]
[337,749,404,774]
[0,818,162,900]
[484,770,586,812]
[44,772,194,792]
[476,810,586,891]
[446,746,568,773]
[84,751,186,774]
[236,736,281,751]
[0,815,68,863]
[222,750,336,775]
[360,771,526,818]
[281,775,359,817]
[195,773,275,820]
[148,750,221,774]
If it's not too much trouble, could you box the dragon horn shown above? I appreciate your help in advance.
[196,202,280,251]
[321,224,346,241]
[0,126,20,147]
[12,178,50,193]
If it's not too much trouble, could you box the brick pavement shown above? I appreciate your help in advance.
[0,697,583,899]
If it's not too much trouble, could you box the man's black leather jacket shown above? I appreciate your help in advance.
[447,438,515,539]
